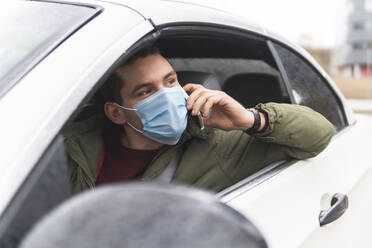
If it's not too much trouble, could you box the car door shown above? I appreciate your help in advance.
[0,1,154,247]
[121,2,372,246]
[219,41,372,248]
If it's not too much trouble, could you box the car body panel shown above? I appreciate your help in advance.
[95,0,265,34]
[0,1,153,214]
[224,113,372,247]
[301,146,372,247]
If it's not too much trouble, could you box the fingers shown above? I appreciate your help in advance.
[202,96,217,118]
[184,84,206,113]
[183,83,200,93]
[192,92,214,116]
[183,83,221,117]
[186,87,204,111]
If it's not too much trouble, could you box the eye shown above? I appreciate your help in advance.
[138,89,152,97]
[167,78,176,86]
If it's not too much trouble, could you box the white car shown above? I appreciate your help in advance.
[1,0,371,247]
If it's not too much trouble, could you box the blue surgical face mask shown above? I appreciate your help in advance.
[116,86,188,145]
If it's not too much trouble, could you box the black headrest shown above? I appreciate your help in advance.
[223,73,283,108]
[21,183,268,248]
[177,71,221,90]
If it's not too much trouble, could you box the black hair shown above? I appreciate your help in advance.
[101,45,161,104]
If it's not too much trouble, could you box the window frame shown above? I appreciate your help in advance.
[58,21,348,200]
[139,22,350,198]
[60,23,295,199]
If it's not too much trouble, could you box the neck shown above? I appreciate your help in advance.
[121,124,163,150]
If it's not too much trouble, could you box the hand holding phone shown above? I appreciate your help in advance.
[182,88,205,130]
[182,83,254,132]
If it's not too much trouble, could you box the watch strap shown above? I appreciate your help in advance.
[246,109,261,134]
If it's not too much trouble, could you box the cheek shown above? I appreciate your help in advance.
[124,109,144,130]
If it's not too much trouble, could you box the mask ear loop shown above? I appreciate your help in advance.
[126,122,144,134]
[115,103,144,134]
[115,103,136,111]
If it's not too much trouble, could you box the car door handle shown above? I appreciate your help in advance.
[319,193,349,226]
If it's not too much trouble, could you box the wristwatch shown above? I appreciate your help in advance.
[245,109,261,134]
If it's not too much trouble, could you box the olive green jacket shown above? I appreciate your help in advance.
[62,103,334,194]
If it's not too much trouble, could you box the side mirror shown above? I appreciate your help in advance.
[21,183,268,248]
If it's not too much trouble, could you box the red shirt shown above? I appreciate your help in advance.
[96,126,159,185]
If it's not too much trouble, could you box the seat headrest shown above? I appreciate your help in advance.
[223,73,284,108]
[177,71,221,91]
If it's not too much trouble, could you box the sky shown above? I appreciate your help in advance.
[183,0,351,49]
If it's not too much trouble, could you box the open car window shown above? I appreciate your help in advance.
[169,58,290,108]
[157,26,292,107]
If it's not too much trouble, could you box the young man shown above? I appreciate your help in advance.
[63,46,334,194]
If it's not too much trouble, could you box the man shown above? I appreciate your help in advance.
[63,46,334,194]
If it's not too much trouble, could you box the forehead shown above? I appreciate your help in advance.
[117,54,174,87]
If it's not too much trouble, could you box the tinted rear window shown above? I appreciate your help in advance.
[0,1,99,97]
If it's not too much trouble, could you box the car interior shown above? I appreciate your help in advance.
[0,25,295,248]
[77,25,291,119]
[157,26,291,107]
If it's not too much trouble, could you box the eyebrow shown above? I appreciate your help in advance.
[131,71,177,95]
[131,82,153,96]
[164,70,176,79]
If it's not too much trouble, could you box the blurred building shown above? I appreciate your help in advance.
[304,47,333,75]
[338,0,372,78]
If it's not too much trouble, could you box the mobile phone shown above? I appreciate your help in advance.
[182,89,205,130]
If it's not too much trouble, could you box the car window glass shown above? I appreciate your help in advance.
[169,58,278,83]
[273,43,346,131]
[0,1,98,98]
[168,58,291,108]
[157,27,291,108]
[0,136,71,248]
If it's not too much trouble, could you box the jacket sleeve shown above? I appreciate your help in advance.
[213,102,334,183]
[252,102,335,159]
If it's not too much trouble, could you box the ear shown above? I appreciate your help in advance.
[104,102,126,125]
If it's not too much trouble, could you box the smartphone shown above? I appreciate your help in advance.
[182,89,205,130]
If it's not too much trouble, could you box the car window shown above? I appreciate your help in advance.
[169,57,292,108]
[156,25,293,107]
[168,58,290,108]
[169,58,280,84]
[272,43,347,131]
[0,1,99,98]
[0,136,71,248]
